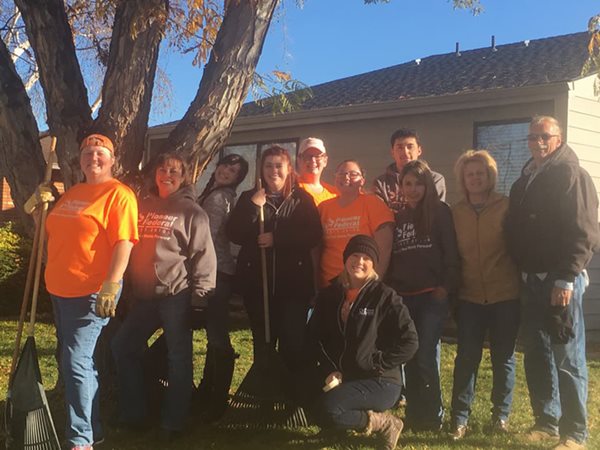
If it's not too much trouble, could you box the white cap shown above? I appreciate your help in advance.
[299,137,326,155]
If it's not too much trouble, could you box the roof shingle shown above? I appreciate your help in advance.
[240,32,591,117]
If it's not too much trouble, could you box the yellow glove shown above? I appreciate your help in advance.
[96,281,120,318]
[24,185,55,215]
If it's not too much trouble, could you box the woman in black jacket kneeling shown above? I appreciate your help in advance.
[308,235,418,450]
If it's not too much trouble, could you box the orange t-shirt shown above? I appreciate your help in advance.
[318,194,393,287]
[298,181,338,206]
[45,179,139,297]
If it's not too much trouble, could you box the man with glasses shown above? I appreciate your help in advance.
[297,137,337,206]
[506,115,599,450]
[374,128,446,213]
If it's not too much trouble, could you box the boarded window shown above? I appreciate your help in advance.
[475,120,530,195]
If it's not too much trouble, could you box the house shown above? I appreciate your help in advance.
[121,31,600,335]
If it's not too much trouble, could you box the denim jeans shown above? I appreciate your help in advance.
[450,299,520,426]
[403,292,448,429]
[521,272,588,443]
[52,293,114,447]
[316,378,402,430]
[112,289,193,431]
[205,272,234,352]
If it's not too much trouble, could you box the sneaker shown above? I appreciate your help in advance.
[552,438,586,450]
[448,424,467,441]
[490,418,509,434]
[523,427,559,442]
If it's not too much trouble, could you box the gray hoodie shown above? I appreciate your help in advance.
[128,185,217,300]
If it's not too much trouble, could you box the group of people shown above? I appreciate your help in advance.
[24,114,598,450]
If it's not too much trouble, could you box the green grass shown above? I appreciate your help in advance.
[0,319,598,449]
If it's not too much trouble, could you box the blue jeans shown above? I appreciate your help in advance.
[52,293,114,447]
[112,289,193,431]
[316,378,402,430]
[205,272,233,352]
[521,273,588,443]
[450,299,519,426]
[403,292,448,429]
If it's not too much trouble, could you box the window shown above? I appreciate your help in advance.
[475,120,530,195]
[195,140,298,194]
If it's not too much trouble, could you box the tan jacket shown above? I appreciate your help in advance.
[452,192,519,304]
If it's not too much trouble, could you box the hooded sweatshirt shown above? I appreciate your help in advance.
[128,185,217,300]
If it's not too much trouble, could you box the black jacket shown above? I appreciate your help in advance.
[226,186,322,301]
[506,143,600,282]
[307,279,418,385]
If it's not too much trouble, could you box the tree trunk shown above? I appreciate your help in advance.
[97,0,168,175]
[166,0,279,174]
[0,38,46,222]
[15,0,92,188]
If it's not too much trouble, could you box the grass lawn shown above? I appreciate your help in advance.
[0,317,598,449]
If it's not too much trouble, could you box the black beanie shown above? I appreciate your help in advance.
[343,234,380,264]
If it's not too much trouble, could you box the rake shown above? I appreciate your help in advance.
[223,181,308,429]
[5,141,60,450]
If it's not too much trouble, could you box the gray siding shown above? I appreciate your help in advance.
[568,77,600,333]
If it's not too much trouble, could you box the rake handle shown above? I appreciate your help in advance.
[9,137,56,380]
[27,144,56,335]
[258,185,271,344]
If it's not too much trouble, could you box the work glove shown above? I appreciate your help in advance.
[96,281,120,318]
[545,305,575,344]
[24,185,55,215]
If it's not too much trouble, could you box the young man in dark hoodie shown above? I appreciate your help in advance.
[374,128,446,213]
[506,116,600,450]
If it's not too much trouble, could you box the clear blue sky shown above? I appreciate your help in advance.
[151,0,599,126]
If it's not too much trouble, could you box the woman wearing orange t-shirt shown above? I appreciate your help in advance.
[317,160,394,287]
[28,134,138,450]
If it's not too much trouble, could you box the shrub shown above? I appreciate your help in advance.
[0,222,50,317]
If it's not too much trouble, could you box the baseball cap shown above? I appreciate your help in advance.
[80,133,115,155]
[299,137,326,155]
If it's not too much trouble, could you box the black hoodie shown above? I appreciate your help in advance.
[506,143,600,282]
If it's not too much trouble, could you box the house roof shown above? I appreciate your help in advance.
[239,31,592,117]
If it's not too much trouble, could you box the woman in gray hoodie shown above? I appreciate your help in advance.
[112,153,217,440]
[195,153,248,422]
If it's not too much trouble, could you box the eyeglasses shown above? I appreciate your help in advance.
[302,154,325,162]
[527,133,558,142]
[335,170,363,180]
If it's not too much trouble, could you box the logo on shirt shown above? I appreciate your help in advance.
[358,308,375,316]
[139,212,178,240]
[51,199,91,218]
[393,222,432,253]
[324,216,361,238]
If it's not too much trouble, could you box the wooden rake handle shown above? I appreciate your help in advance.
[9,137,56,381]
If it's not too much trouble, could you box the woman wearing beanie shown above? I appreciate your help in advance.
[386,159,460,432]
[307,235,418,450]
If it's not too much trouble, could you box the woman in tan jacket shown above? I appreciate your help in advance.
[448,150,520,441]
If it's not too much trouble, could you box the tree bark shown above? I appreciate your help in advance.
[15,0,92,187]
[166,0,279,175]
[0,38,46,222]
[97,0,168,175]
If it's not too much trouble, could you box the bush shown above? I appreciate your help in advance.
[0,222,51,317]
